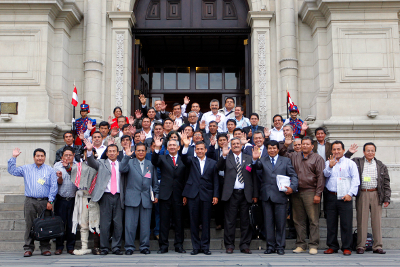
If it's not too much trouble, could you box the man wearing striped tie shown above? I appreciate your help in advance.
[216,137,258,254]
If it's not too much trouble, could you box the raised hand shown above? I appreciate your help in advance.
[169,112,176,121]
[12,148,21,158]
[181,132,190,147]
[61,160,68,167]
[128,115,134,125]
[349,143,358,154]
[154,137,163,149]
[173,121,180,131]
[252,146,261,160]
[135,109,142,119]
[83,138,93,151]
[140,131,146,142]
[183,96,190,105]
[108,137,115,145]
[125,146,133,156]
[264,127,270,138]
[215,115,221,123]
[108,115,113,125]
[284,133,293,147]
[240,133,250,145]
[301,121,309,132]
[128,125,136,136]
[78,131,84,141]
[87,120,94,131]
[139,94,147,105]
[111,127,119,137]
[222,144,230,157]
[161,101,167,111]
[210,137,217,147]
[248,129,252,138]
[200,120,206,130]
[328,155,338,168]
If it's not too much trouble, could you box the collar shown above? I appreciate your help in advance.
[270,154,278,161]
[108,159,118,165]
[272,127,282,132]
[302,151,314,159]
[197,156,207,162]
[364,157,375,164]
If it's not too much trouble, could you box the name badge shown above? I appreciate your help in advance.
[37,178,45,185]
[363,176,371,182]
[144,171,151,179]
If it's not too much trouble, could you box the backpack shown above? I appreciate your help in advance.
[31,210,64,241]
[352,229,373,251]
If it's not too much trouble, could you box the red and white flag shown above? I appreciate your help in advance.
[71,85,78,107]
[287,91,294,109]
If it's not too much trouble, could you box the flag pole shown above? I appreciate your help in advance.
[286,84,289,119]
[72,80,76,140]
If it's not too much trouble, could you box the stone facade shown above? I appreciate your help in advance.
[1,0,400,198]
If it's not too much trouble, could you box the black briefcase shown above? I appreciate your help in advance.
[249,203,265,240]
[352,229,373,251]
[31,210,64,241]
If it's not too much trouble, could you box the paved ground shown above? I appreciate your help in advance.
[1,250,400,266]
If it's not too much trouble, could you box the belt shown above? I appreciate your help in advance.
[27,197,48,201]
[361,188,377,192]
[328,190,337,196]
[57,195,75,201]
[233,189,244,193]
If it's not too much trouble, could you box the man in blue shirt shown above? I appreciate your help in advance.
[8,148,58,257]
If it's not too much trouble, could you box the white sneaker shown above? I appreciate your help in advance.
[293,247,306,253]
[309,248,318,255]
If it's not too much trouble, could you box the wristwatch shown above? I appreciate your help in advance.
[48,201,54,205]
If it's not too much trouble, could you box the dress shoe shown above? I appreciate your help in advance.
[42,251,51,256]
[100,250,108,255]
[309,248,318,255]
[373,249,386,254]
[67,250,74,255]
[343,249,352,256]
[356,248,365,254]
[264,249,275,254]
[215,225,222,230]
[54,249,63,255]
[155,235,159,240]
[277,249,285,255]
[203,250,212,255]
[24,251,32,257]
[141,249,151,254]
[175,247,186,253]
[92,248,101,255]
[226,248,234,254]
[199,224,202,230]
[157,248,168,254]
[324,248,338,254]
[112,249,123,255]
[191,249,199,255]
[125,249,134,255]
[241,248,252,254]
[293,247,306,253]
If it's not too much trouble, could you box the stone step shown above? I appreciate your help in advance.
[318,227,400,238]
[0,230,24,240]
[0,211,24,220]
[318,217,399,228]
[0,203,24,211]
[4,195,25,204]
[0,220,25,231]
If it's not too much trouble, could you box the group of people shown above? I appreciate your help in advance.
[8,95,391,257]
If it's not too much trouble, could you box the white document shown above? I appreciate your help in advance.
[150,185,155,202]
[337,177,351,199]
[276,175,291,192]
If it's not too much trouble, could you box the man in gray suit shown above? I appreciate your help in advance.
[252,140,298,255]
[120,143,159,255]
[84,140,125,255]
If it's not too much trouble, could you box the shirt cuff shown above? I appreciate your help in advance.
[87,150,93,157]
[252,159,257,164]
[223,156,227,159]
[141,104,147,108]
[155,149,160,153]
[182,146,189,154]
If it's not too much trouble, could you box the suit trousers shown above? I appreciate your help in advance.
[262,199,287,250]
[292,191,320,249]
[214,175,225,227]
[188,194,212,250]
[124,204,152,251]
[224,190,252,250]
[159,194,184,250]
[356,190,383,250]
[325,192,353,251]
[23,197,51,253]
[99,193,123,252]
[54,196,76,251]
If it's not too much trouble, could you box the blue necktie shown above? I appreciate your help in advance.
[271,157,275,168]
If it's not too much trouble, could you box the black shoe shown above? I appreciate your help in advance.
[203,250,212,255]
[191,249,199,255]
[125,249,134,255]
[140,249,151,255]
[100,250,108,255]
[277,249,285,255]
[287,233,297,239]
[175,247,186,253]
[112,249,123,255]
[157,248,168,254]
[264,249,275,254]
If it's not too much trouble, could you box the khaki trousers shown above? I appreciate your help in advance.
[356,190,383,250]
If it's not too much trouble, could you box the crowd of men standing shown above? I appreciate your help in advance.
[7,95,391,257]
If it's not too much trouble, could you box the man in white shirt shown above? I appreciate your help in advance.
[269,115,285,142]
[202,99,227,133]
[92,131,107,159]
[234,106,251,129]
[141,117,153,139]
[219,97,235,119]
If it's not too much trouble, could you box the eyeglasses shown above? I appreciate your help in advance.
[194,134,202,137]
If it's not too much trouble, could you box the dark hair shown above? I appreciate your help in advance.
[314,127,327,136]
[33,148,46,157]
[92,131,102,138]
[233,128,243,135]
[63,131,74,139]
[142,117,151,122]
[225,97,235,104]
[134,131,141,137]
[217,133,228,141]
[113,107,122,114]
[99,121,110,128]
[302,136,313,144]
[253,130,264,138]
[164,130,181,147]
[273,114,283,122]
[363,142,376,152]
[148,107,156,113]
[173,103,181,109]
[184,125,194,132]
[163,117,174,123]
[153,122,163,129]
[193,129,204,139]
[150,139,155,146]
[195,141,206,148]
[117,116,127,122]
[62,146,75,156]
[106,144,119,153]
[250,113,259,120]
[209,120,218,126]
[266,140,279,149]
[121,124,130,131]
[226,119,237,126]
[331,141,345,150]
[235,105,244,112]
[135,142,146,151]
[121,135,132,142]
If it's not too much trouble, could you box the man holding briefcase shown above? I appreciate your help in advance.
[7,147,58,257]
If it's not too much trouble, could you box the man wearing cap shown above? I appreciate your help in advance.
[284,106,303,138]
[75,101,96,145]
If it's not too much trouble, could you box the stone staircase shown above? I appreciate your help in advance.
[1,195,400,252]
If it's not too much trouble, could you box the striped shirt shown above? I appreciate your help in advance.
[54,161,77,198]
[361,157,378,190]
[8,157,58,201]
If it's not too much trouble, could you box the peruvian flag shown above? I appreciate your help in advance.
[287,91,294,109]
[71,85,78,107]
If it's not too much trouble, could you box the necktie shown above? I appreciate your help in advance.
[191,124,195,130]
[271,157,275,168]
[140,161,144,173]
[236,156,244,184]
[259,148,262,159]
[110,162,117,195]
[172,156,176,166]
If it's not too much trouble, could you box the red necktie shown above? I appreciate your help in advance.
[172,156,176,166]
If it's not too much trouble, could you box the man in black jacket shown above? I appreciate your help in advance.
[55,131,84,164]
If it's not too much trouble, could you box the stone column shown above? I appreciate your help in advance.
[247,11,274,127]
[279,0,298,113]
[108,11,135,116]
[84,0,103,120]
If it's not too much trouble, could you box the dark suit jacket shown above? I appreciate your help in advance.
[253,156,298,204]
[216,153,258,203]
[203,132,218,147]
[151,152,187,201]
[141,105,170,121]
[181,153,219,201]
[312,140,331,160]
[243,125,265,145]
[55,144,84,164]
[178,122,205,133]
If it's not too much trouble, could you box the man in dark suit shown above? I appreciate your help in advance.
[204,121,218,147]
[139,94,169,121]
[120,143,159,255]
[181,134,219,255]
[179,111,206,133]
[84,141,125,255]
[243,113,265,146]
[151,137,187,254]
[252,140,298,255]
[55,131,84,164]
[216,137,258,254]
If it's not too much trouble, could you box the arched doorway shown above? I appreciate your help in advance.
[132,0,252,115]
